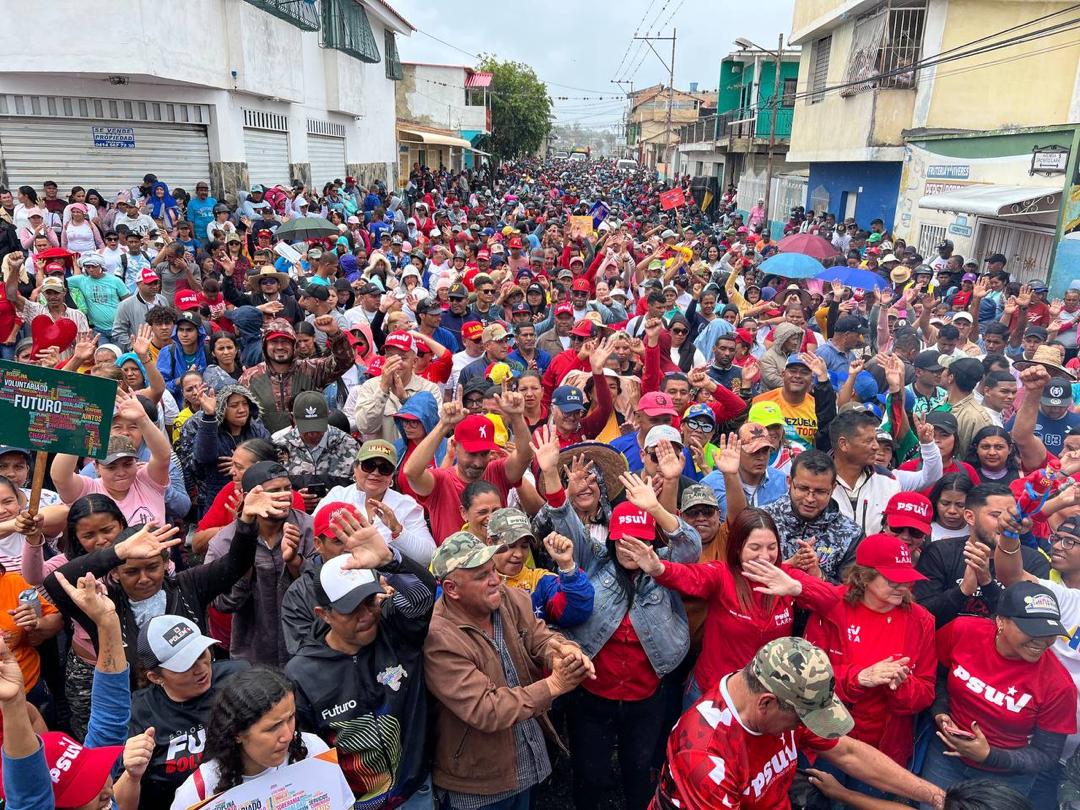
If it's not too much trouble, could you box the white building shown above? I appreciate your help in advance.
[396,63,491,177]
[0,0,413,199]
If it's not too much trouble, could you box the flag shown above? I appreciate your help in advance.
[659,188,686,210]
[589,200,610,229]
[701,189,714,212]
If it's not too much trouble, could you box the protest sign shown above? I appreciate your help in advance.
[0,361,117,511]
[568,216,595,239]
[589,200,610,229]
[187,750,352,810]
[659,188,686,210]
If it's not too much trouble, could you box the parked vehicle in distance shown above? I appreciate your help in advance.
[616,158,638,172]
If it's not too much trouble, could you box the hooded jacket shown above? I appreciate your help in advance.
[393,390,446,468]
[190,384,270,512]
[157,320,209,400]
[759,321,804,391]
[225,305,266,368]
[285,552,436,808]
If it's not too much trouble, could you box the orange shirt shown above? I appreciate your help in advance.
[752,388,818,449]
[0,573,57,691]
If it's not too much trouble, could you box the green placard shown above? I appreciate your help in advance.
[0,361,117,460]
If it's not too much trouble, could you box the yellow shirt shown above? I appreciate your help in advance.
[752,388,817,449]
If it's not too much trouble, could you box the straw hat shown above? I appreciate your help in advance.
[1014,345,1076,381]
[247,265,292,291]
[557,442,629,501]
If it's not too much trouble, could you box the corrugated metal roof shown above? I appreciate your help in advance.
[465,71,493,88]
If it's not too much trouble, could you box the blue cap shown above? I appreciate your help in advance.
[786,354,810,369]
[853,370,885,404]
[684,403,715,423]
[0,446,30,459]
[552,385,586,413]
[481,227,495,237]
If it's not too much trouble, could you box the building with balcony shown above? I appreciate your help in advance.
[0,0,412,199]
[788,0,1080,287]
[672,47,805,236]
[395,63,492,177]
[626,84,716,176]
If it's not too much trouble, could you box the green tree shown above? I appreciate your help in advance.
[476,56,552,160]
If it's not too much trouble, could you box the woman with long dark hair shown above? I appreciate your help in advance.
[202,332,245,392]
[666,313,705,373]
[929,472,974,542]
[169,667,351,808]
[965,426,1022,485]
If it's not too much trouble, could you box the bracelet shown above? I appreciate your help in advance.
[999,539,1021,555]
[24,533,44,548]
[558,566,576,575]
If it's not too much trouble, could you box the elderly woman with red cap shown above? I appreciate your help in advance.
[781,533,937,790]
[531,425,700,810]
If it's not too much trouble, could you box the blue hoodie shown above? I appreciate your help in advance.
[393,390,446,466]
[226,305,266,368]
[157,321,209,400]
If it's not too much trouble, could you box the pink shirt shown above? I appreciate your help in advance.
[74,464,167,526]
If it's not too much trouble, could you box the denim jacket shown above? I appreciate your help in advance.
[540,499,701,677]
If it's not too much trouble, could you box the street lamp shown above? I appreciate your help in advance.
[732,34,785,236]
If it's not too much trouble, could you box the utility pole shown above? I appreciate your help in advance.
[634,29,677,179]
[611,79,635,159]
[763,33,783,238]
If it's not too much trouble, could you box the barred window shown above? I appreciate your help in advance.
[810,36,831,104]
[240,0,320,31]
[385,29,403,80]
[322,0,380,63]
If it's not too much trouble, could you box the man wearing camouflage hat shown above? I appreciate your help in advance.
[424,531,594,809]
[652,637,946,809]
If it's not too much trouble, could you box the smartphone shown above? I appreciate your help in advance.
[944,724,976,740]
[304,482,328,498]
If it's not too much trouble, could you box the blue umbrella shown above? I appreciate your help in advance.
[814,267,888,292]
[758,252,823,279]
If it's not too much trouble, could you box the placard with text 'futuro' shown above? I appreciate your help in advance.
[0,361,116,460]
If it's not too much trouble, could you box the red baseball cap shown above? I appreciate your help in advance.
[855,534,927,583]
[138,267,159,284]
[174,289,200,311]
[44,261,66,275]
[639,391,677,417]
[477,248,491,260]
[508,236,523,249]
[313,502,361,538]
[884,492,932,535]
[462,321,484,341]
[570,320,594,338]
[609,501,655,541]
[554,302,574,318]
[366,355,385,377]
[0,732,123,808]
[571,278,591,293]
[384,330,416,353]
[455,414,498,453]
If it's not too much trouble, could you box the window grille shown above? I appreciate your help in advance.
[322,0,380,63]
[841,0,925,95]
[385,29,403,80]
[240,0,320,31]
[810,36,832,104]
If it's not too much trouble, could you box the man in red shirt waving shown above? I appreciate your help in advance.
[652,637,945,809]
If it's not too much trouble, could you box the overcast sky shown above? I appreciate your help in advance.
[392,0,797,129]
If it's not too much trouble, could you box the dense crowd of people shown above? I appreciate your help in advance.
[0,159,1077,810]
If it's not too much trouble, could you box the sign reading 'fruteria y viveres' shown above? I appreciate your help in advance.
[0,361,116,460]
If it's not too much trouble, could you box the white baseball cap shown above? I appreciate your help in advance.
[137,615,218,673]
[315,555,384,613]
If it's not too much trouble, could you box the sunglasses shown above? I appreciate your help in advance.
[671,328,688,336]
[360,458,395,476]
[685,419,715,433]
[683,506,718,520]
[890,525,927,540]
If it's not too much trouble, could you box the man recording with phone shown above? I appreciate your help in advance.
[273,390,359,512]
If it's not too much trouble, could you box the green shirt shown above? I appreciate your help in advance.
[67,274,128,329]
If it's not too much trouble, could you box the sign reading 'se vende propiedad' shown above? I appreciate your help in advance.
[0,361,116,460]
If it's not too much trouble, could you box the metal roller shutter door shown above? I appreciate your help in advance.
[309,135,346,190]
[0,118,210,194]
[243,129,290,187]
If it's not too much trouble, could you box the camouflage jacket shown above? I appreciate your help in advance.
[272,425,359,489]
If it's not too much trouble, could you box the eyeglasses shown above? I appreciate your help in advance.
[1050,533,1080,550]
[792,483,832,498]
[360,458,395,476]
[685,419,714,433]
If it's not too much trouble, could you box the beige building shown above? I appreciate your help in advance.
[627,84,717,175]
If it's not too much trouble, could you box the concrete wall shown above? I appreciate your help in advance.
[397,65,487,133]
[806,161,903,227]
[0,0,403,191]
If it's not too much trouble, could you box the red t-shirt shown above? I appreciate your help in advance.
[897,459,980,495]
[936,616,1076,765]
[652,675,838,810]
[418,459,516,543]
[584,612,659,701]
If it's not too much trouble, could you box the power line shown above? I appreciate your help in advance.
[612,0,660,80]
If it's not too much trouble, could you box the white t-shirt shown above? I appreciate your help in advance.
[1038,577,1080,759]
[315,484,435,565]
[170,733,348,810]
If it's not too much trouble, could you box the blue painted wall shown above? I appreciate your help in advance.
[805,162,903,227]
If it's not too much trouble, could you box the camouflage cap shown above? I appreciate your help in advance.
[680,484,718,513]
[431,532,503,580]
[750,638,853,739]
[486,509,535,545]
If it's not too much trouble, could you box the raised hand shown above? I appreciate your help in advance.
[654,438,684,481]
[131,323,153,359]
[616,536,665,576]
[714,432,742,476]
[199,385,217,416]
[973,276,990,298]
[52,571,116,624]
[799,352,827,381]
[619,471,661,514]
[123,728,157,779]
[367,499,402,537]
[1018,364,1051,392]
[1016,285,1033,308]
[115,524,181,560]
[590,335,618,374]
[530,425,562,473]
[33,346,60,368]
[742,558,802,596]
[240,485,292,521]
[313,313,341,335]
[542,532,576,571]
[913,411,934,444]
[331,508,394,570]
[0,638,25,703]
[496,390,524,416]
[114,388,148,423]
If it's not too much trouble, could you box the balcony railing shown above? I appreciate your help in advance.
[675,107,794,145]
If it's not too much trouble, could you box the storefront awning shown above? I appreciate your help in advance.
[398,127,472,149]
[469,147,491,156]
[918,184,1061,217]
[465,71,493,88]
